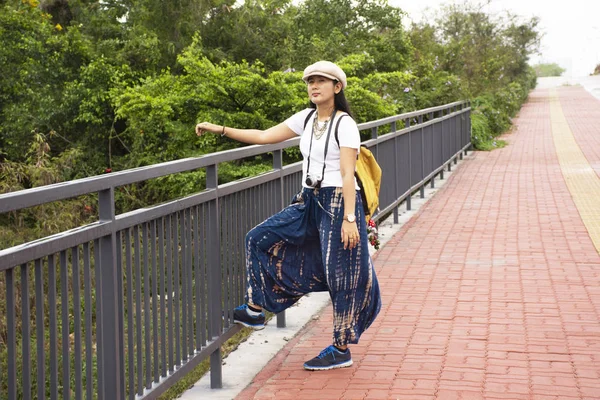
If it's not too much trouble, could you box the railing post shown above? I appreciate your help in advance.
[429,112,435,189]
[419,115,425,199]
[453,105,459,165]
[440,110,445,180]
[466,102,471,155]
[206,164,223,389]
[448,109,453,173]
[405,118,411,211]
[97,187,123,400]
[392,121,399,224]
[273,150,286,328]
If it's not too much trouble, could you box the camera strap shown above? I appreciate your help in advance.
[306,109,338,185]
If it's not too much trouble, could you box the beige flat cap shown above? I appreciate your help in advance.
[302,61,347,90]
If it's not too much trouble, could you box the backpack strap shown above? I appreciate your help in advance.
[334,113,348,146]
[303,109,316,130]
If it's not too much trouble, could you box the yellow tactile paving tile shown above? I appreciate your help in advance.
[550,88,600,253]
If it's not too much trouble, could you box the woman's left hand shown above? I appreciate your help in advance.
[341,220,359,250]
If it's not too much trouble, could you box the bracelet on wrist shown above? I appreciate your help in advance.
[221,125,226,137]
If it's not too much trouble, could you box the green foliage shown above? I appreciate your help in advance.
[0,133,95,249]
[422,2,540,97]
[291,0,411,72]
[200,0,296,71]
[469,65,535,150]
[533,63,566,77]
[0,2,88,161]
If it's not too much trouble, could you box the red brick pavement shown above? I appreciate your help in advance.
[236,86,600,400]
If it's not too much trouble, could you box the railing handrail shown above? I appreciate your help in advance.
[0,101,469,214]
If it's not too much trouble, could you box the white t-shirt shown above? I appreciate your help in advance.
[285,108,361,189]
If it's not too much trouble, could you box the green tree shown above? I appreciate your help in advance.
[533,62,566,77]
[291,0,412,72]
[0,1,90,162]
[200,0,296,71]
[431,3,540,96]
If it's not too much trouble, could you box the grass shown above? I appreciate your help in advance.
[475,138,508,151]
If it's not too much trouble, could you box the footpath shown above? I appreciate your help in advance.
[189,83,600,400]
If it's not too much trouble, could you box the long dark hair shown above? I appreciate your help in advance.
[308,80,353,118]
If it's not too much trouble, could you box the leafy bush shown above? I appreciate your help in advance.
[533,63,566,77]
[470,66,534,150]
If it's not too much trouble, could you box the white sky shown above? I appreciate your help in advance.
[389,0,600,77]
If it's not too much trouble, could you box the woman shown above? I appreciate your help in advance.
[195,60,381,371]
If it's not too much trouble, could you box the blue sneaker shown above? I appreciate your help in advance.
[233,304,265,330]
[303,345,353,371]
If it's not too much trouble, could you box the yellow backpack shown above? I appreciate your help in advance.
[354,146,382,221]
[333,114,382,221]
[303,110,382,221]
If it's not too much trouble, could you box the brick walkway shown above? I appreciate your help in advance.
[236,86,600,400]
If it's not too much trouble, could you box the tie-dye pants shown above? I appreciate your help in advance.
[244,187,381,346]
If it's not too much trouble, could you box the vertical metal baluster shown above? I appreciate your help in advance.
[167,215,174,371]
[133,225,143,396]
[181,210,188,361]
[237,194,243,311]
[93,239,103,400]
[21,263,31,400]
[143,223,151,389]
[49,254,59,400]
[180,210,187,362]
[116,230,126,398]
[222,198,230,326]
[60,250,70,400]
[125,229,135,400]
[199,205,207,347]
[151,220,159,383]
[6,268,16,400]
[35,258,46,400]
[238,193,244,307]
[228,196,235,323]
[455,106,459,163]
[83,244,93,400]
[158,218,167,377]
[232,195,239,308]
[262,184,267,221]
[244,189,250,303]
[186,208,194,356]
[174,212,181,366]
[72,248,82,400]
[405,118,412,211]
[194,206,201,351]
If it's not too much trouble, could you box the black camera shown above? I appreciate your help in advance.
[305,174,321,188]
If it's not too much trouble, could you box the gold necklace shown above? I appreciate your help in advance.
[312,117,329,140]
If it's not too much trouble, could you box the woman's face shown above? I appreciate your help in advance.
[306,75,341,106]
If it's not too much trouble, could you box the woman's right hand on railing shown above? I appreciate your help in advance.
[196,122,225,136]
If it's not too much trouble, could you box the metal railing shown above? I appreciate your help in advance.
[0,100,471,400]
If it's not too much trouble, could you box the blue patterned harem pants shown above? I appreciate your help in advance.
[244,187,381,346]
